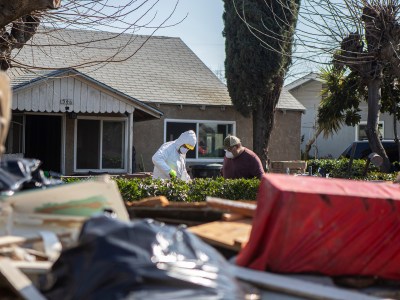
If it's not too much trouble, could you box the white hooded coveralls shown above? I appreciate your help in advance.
[152,130,197,182]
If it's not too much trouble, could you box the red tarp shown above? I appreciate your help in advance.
[236,174,400,280]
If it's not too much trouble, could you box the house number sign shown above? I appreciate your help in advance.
[60,99,73,105]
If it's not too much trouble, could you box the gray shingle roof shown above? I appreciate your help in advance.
[9,28,303,110]
[277,88,306,111]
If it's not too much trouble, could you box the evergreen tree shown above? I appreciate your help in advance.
[223,0,300,164]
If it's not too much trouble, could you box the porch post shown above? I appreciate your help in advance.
[128,112,133,174]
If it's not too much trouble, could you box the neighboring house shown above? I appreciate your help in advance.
[7,28,304,175]
[286,72,397,159]
[268,89,306,161]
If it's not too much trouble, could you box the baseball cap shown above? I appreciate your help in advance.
[223,135,241,149]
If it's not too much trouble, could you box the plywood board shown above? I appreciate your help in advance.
[188,218,252,251]
[0,258,45,300]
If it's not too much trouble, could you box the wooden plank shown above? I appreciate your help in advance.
[188,219,252,251]
[11,261,52,275]
[231,265,381,300]
[0,236,26,247]
[0,258,46,300]
[128,207,222,224]
[222,213,246,221]
[206,197,256,217]
[127,196,169,207]
[166,202,207,208]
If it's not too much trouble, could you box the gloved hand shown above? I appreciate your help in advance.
[169,169,177,179]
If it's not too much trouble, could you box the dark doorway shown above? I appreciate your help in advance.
[25,115,62,173]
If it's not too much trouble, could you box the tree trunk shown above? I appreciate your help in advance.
[304,126,323,160]
[366,78,391,172]
[252,79,283,169]
[0,0,60,28]
[393,108,400,162]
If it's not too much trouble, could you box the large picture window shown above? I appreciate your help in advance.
[76,118,126,171]
[165,119,235,160]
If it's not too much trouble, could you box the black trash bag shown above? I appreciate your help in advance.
[41,216,246,300]
[0,158,62,193]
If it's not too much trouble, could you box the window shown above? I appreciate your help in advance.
[76,118,126,171]
[165,119,235,160]
[357,121,384,141]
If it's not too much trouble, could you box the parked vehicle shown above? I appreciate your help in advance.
[340,140,400,163]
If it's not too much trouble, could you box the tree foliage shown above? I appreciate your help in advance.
[223,0,300,163]
[317,66,364,137]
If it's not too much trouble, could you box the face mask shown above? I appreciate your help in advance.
[180,146,189,155]
[225,150,234,159]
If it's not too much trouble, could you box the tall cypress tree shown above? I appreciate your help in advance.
[223,0,300,165]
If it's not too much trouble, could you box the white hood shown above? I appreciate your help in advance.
[174,130,197,150]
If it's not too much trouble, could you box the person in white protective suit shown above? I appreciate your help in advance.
[152,130,197,181]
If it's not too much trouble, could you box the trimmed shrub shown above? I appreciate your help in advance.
[308,158,397,180]
[115,177,260,203]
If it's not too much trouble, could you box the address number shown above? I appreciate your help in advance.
[60,99,73,105]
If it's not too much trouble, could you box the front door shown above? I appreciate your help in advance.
[25,115,62,173]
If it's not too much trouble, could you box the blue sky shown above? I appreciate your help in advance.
[137,0,226,74]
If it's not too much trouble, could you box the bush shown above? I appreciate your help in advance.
[113,176,260,203]
[307,158,397,180]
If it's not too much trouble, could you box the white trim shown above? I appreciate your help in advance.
[164,118,236,162]
[128,113,133,173]
[73,116,129,173]
[285,72,323,91]
[61,114,66,175]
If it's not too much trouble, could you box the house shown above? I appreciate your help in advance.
[286,72,397,159]
[7,28,304,175]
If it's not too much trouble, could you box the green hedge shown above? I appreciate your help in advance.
[115,177,260,202]
[62,158,398,203]
[307,158,397,181]
[63,176,260,202]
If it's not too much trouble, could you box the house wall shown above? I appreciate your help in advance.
[269,110,302,161]
[133,104,252,172]
[133,103,304,173]
[290,80,356,158]
[289,80,400,159]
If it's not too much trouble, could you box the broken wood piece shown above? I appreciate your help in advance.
[0,232,72,248]
[0,258,46,300]
[188,218,252,252]
[166,201,207,208]
[11,260,52,275]
[222,213,246,221]
[127,196,169,207]
[206,197,256,217]
[0,236,26,248]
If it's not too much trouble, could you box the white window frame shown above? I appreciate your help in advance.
[164,118,236,162]
[356,121,384,141]
[74,116,128,173]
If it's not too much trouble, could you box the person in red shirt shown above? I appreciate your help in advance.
[221,135,265,179]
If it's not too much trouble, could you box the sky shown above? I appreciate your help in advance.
[137,0,226,75]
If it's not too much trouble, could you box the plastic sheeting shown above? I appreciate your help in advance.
[236,174,400,280]
[42,215,245,300]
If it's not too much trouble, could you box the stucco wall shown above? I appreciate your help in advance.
[269,110,302,161]
[133,104,252,172]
